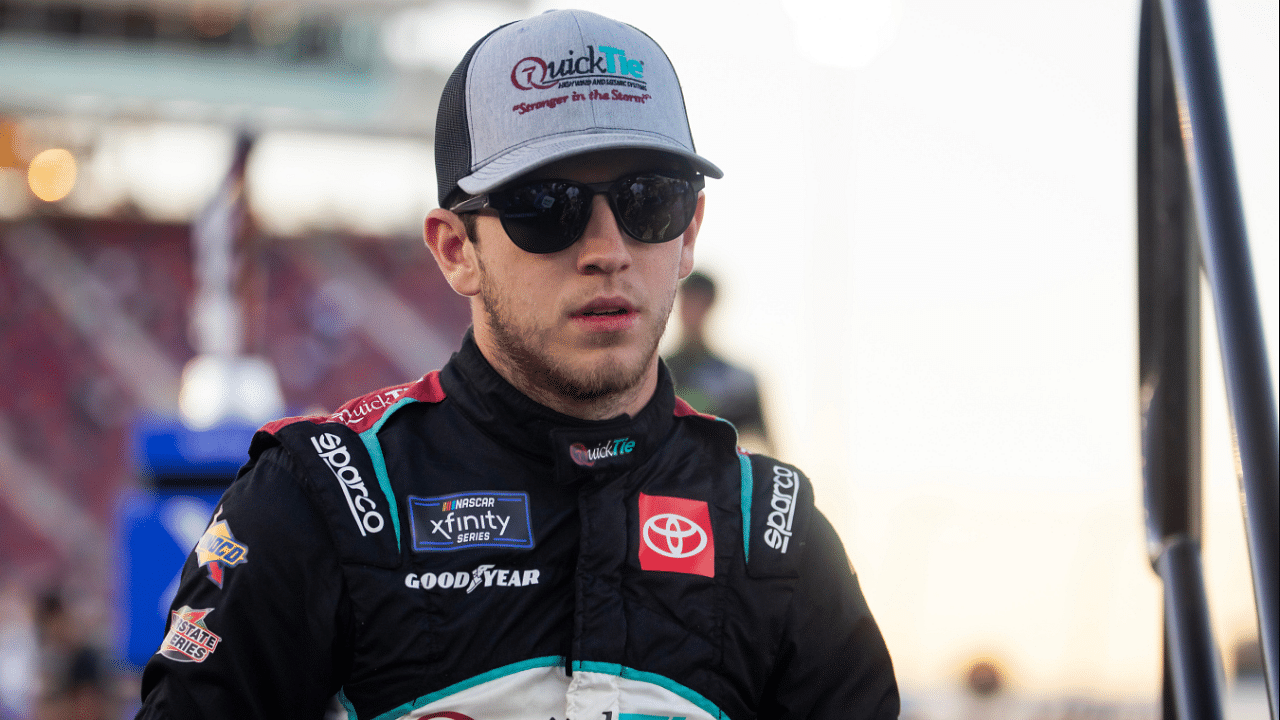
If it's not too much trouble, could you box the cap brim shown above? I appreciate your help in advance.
[456,131,723,196]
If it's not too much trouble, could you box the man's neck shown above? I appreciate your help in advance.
[471,330,660,421]
[517,366,658,421]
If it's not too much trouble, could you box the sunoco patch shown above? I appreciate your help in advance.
[194,517,247,588]
[408,491,534,552]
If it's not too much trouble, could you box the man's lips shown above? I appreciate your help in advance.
[571,298,639,331]
[571,297,637,318]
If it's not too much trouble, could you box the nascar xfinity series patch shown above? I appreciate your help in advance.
[408,491,534,552]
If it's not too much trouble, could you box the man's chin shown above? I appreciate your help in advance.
[558,352,648,398]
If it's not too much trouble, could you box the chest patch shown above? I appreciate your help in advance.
[637,492,715,577]
[408,491,535,552]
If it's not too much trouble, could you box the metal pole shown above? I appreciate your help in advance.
[1158,0,1280,715]
[1160,537,1228,720]
[1137,0,1225,717]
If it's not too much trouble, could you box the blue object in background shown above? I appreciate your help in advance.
[130,416,258,482]
[117,418,256,668]
[118,488,225,668]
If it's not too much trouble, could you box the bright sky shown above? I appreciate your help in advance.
[534,0,1279,698]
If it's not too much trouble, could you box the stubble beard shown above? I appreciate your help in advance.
[477,266,671,407]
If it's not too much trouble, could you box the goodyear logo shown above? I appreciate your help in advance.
[195,518,248,588]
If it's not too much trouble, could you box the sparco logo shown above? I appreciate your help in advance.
[569,437,635,467]
[643,513,708,559]
[310,433,384,536]
[404,564,541,594]
[511,45,644,90]
[764,466,799,553]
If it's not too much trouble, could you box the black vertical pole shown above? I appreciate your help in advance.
[1156,0,1280,716]
[1137,0,1225,717]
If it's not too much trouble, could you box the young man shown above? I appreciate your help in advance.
[137,9,898,719]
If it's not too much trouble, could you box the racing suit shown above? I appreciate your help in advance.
[137,332,898,719]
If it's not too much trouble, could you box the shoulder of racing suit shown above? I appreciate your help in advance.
[672,395,817,579]
[245,372,447,570]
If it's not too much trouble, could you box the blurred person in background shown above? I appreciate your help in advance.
[666,270,772,453]
[0,579,37,720]
[136,9,897,719]
[33,591,110,720]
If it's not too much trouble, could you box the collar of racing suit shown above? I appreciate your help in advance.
[438,329,679,485]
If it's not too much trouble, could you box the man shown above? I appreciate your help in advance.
[666,271,772,453]
[137,9,898,719]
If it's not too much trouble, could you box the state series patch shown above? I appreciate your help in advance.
[159,606,221,663]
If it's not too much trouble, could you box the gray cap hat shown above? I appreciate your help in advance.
[434,9,723,206]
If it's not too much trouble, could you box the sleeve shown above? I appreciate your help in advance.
[136,446,353,719]
[758,509,900,719]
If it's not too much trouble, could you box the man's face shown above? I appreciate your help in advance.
[468,149,701,412]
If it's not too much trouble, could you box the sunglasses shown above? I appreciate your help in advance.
[449,171,703,254]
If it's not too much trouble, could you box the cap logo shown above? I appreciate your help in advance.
[510,45,645,91]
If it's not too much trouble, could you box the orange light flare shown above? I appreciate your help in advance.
[27,148,78,202]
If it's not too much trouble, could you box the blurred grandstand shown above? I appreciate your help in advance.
[0,0,527,712]
[0,213,471,567]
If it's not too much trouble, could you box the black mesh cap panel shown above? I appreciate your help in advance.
[435,25,509,207]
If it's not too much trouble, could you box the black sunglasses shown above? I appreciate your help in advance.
[449,171,703,254]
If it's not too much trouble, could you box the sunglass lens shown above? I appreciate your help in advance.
[498,182,591,253]
[612,175,696,243]
[493,173,697,252]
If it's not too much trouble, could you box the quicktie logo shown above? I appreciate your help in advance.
[569,437,635,467]
[511,45,645,90]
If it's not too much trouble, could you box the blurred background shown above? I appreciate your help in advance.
[0,0,1275,717]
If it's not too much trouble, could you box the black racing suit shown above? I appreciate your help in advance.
[137,333,898,719]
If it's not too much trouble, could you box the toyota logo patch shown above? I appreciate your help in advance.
[643,513,708,559]
[637,493,715,577]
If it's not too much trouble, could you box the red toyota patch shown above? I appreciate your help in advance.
[638,493,715,577]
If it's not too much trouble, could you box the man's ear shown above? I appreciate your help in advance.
[425,208,481,297]
[677,191,706,280]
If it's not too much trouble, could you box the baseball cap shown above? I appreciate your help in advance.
[434,9,723,206]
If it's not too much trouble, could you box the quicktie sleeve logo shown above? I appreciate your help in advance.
[159,606,221,663]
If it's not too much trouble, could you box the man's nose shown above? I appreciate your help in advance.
[575,194,631,273]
